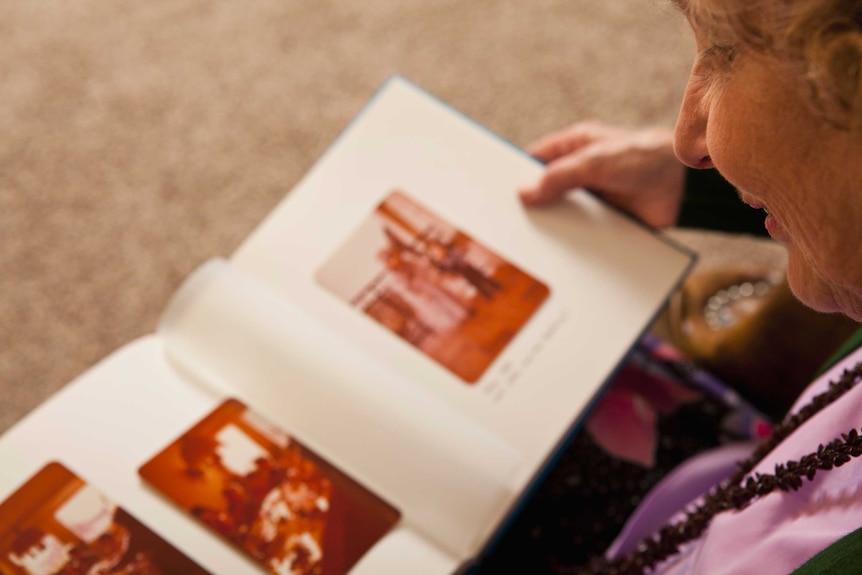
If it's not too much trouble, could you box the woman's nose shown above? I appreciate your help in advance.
[674,76,714,169]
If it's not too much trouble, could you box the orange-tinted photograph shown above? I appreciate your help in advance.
[0,462,210,575]
[316,190,550,383]
[138,399,400,575]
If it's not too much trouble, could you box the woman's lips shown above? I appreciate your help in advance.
[764,212,788,240]
[740,195,786,240]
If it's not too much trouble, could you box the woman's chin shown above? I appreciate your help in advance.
[786,259,862,320]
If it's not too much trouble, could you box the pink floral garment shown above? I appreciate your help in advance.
[586,336,770,468]
[586,361,700,467]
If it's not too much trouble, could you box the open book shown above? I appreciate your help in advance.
[0,77,694,575]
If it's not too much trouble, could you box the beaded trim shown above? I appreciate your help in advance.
[570,360,862,575]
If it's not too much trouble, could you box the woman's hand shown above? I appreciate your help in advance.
[518,121,686,229]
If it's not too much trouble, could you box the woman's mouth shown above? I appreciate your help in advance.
[762,209,789,241]
[741,196,787,241]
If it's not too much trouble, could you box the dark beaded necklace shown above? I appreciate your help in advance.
[574,360,862,575]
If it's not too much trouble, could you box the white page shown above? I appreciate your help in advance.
[349,526,458,575]
[0,337,456,575]
[158,259,521,557]
[231,76,694,487]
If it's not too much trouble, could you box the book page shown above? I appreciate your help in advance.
[158,259,521,558]
[0,338,268,574]
[230,76,695,485]
[348,526,458,575]
[0,337,453,575]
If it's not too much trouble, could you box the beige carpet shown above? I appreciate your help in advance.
[1,0,772,433]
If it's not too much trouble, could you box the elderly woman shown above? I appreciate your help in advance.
[518,0,862,573]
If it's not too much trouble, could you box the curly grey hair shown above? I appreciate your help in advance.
[674,0,862,129]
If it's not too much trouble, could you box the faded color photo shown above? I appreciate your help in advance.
[139,399,400,575]
[317,190,550,383]
[0,462,210,575]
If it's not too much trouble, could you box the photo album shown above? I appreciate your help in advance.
[0,77,694,575]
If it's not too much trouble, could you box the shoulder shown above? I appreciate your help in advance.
[792,526,862,575]
[666,345,862,575]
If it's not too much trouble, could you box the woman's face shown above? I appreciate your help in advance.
[674,21,862,320]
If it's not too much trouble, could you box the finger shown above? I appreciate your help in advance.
[519,153,597,205]
[526,120,608,162]
[526,130,577,162]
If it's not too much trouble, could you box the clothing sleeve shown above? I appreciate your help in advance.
[790,525,862,574]
[676,168,768,237]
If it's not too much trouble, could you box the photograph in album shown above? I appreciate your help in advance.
[316,190,550,383]
[0,462,211,575]
[138,399,401,575]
